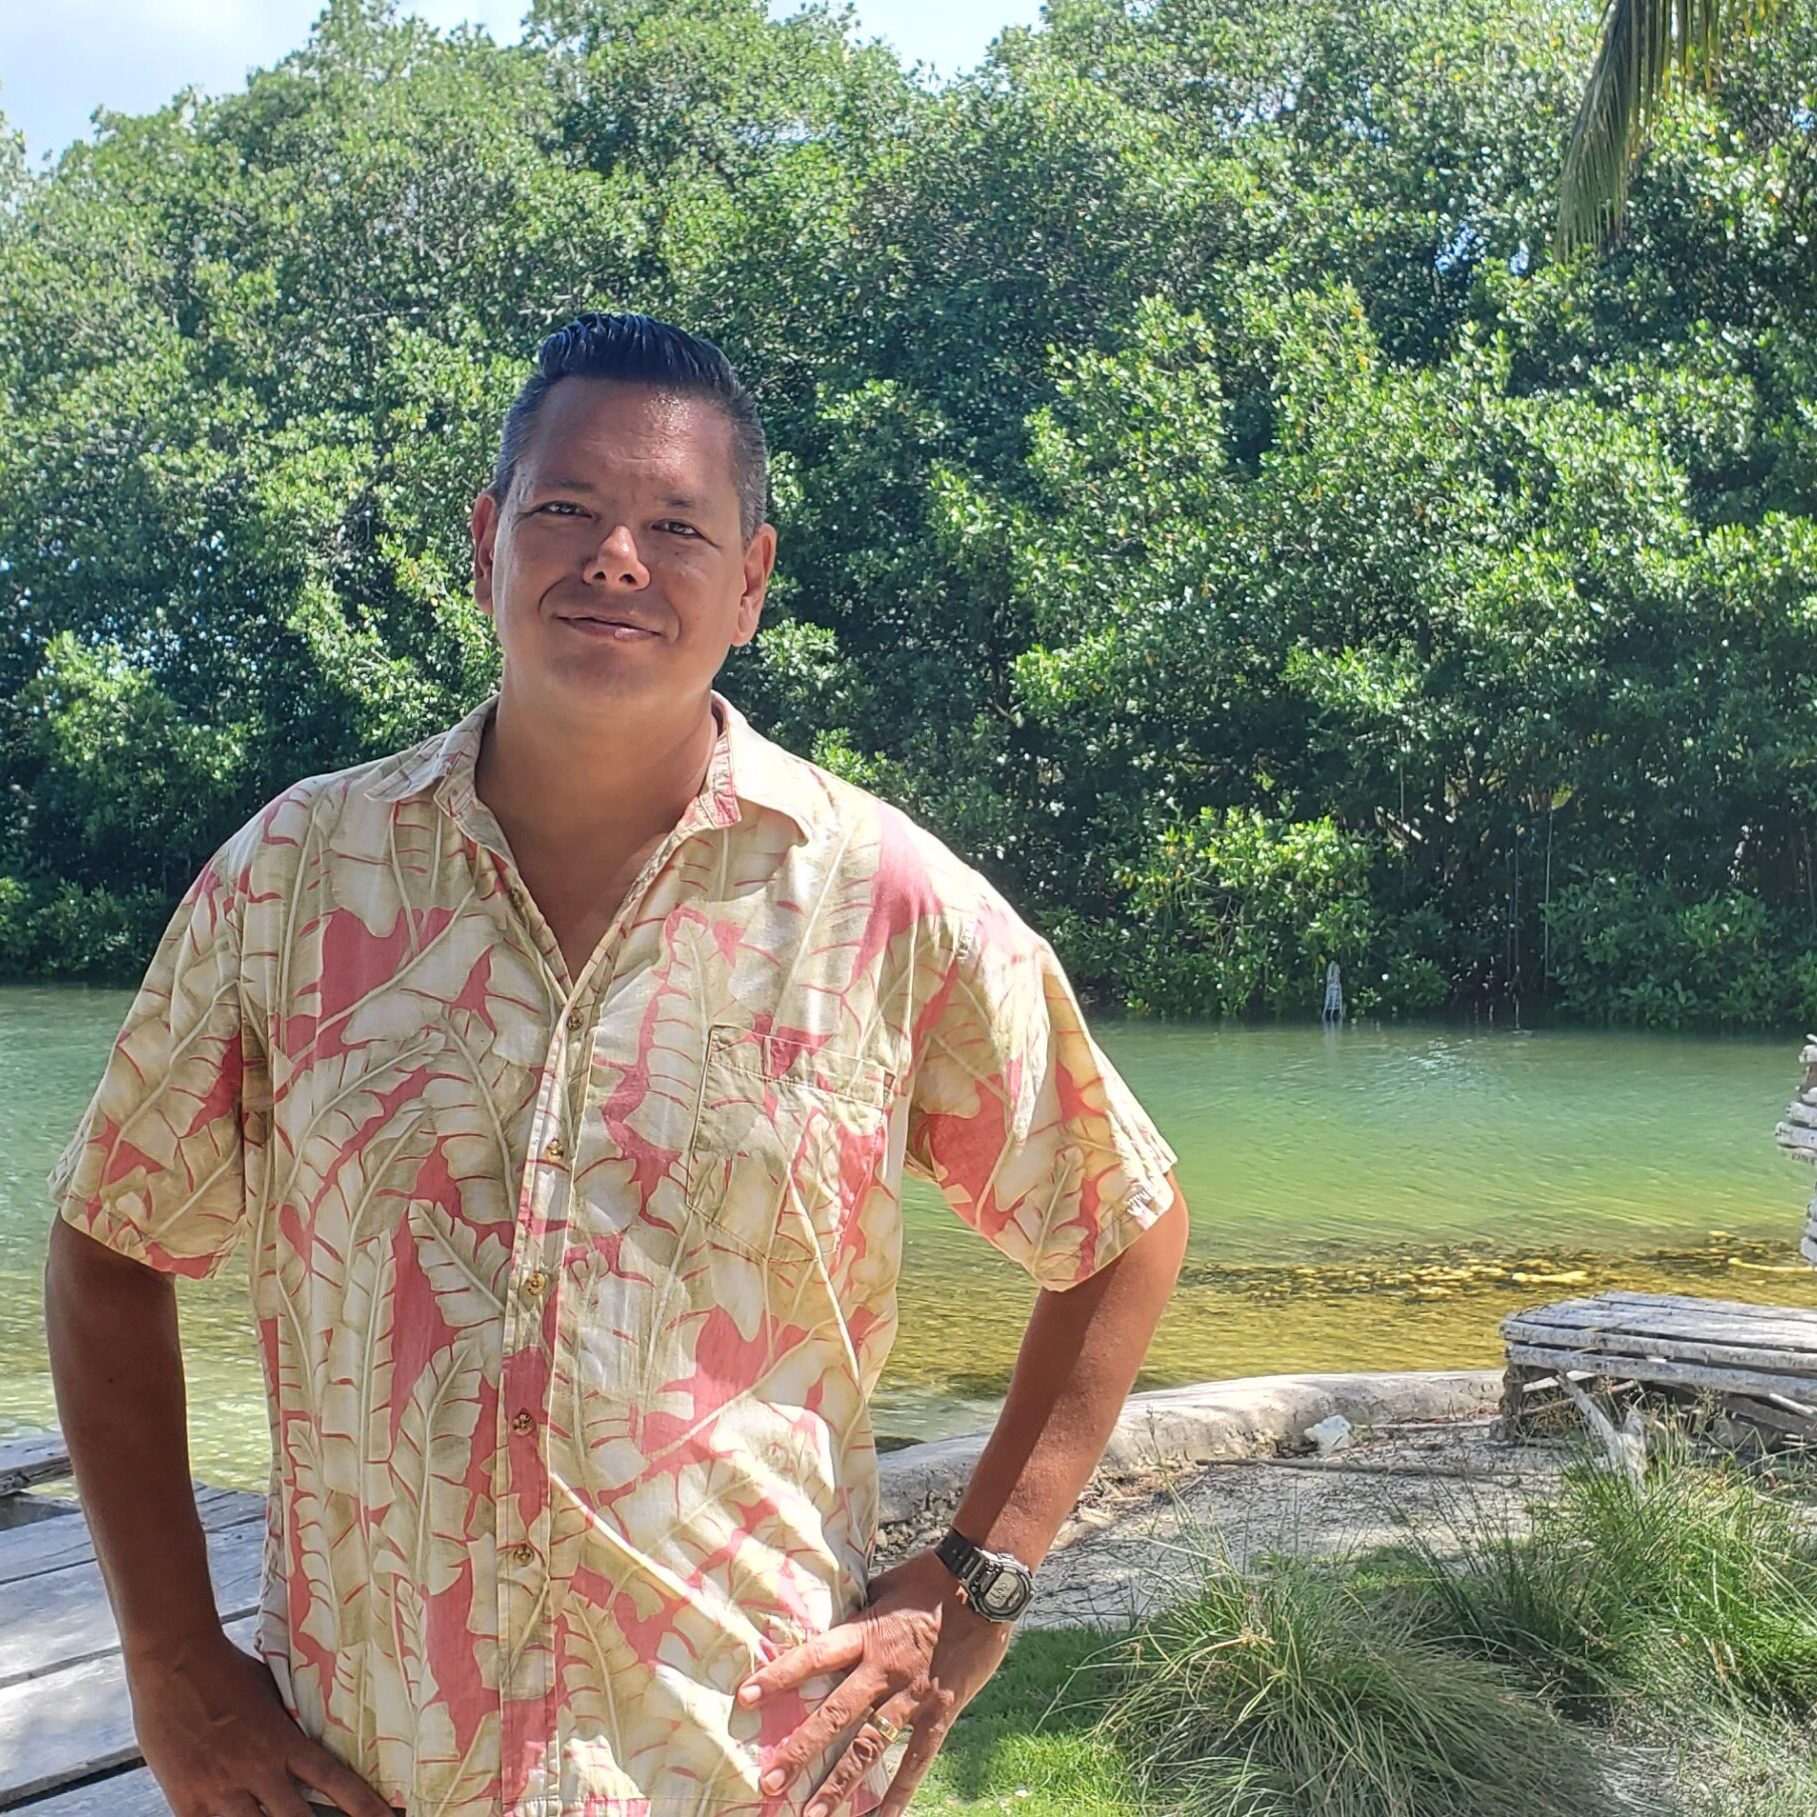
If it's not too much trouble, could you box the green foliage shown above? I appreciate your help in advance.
[1543,877,1808,1027]
[884,1620,1817,1816]
[3,0,1815,1018]
[1554,0,1793,258]
[1061,1440,1817,1815]
[1087,1519,1626,1816]
[1397,1440,1817,1722]
[0,878,174,981]
[1121,808,1377,1018]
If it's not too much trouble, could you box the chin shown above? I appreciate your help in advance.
[525,650,689,706]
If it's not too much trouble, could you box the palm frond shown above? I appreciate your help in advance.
[1554,0,1785,260]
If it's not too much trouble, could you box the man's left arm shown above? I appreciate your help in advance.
[739,1177,1190,1817]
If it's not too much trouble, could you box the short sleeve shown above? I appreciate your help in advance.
[905,891,1179,1292]
[47,849,258,1281]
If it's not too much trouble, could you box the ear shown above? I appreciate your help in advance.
[729,522,777,649]
[471,489,501,619]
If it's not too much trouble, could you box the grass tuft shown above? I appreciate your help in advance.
[916,1436,1817,1814]
[1394,1431,1817,1721]
[1076,1504,1628,1817]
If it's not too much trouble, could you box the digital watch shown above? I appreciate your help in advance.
[933,1525,1037,1622]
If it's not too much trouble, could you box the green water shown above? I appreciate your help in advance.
[5,985,1813,1490]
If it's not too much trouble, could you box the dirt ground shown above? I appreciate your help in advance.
[876,1411,1571,1630]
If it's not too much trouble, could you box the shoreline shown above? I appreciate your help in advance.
[874,1367,1503,1571]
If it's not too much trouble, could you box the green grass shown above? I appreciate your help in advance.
[1389,1434,1817,1721]
[909,1625,1142,1815]
[1669,1716,1817,1817]
[904,1438,1817,1815]
[1076,1512,1629,1817]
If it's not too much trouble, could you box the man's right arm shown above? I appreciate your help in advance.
[41,848,255,1663]
[43,1218,222,1662]
[43,1219,395,1817]
[41,830,396,1817]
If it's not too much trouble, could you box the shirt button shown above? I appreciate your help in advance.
[543,1136,565,1162]
[512,1411,535,1435]
[566,1010,584,1033]
[522,1270,548,1298]
[511,1543,537,1567]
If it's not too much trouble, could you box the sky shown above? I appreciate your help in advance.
[0,0,1046,168]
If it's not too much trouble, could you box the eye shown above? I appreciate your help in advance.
[533,500,584,516]
[657,521,701,538]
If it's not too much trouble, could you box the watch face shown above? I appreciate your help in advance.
[978,1564,1030,1618]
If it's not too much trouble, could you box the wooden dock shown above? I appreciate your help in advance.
[0,1433,264,1813]
[1503,1289,1817,1443]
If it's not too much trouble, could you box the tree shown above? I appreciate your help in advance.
[1555,0,1795,256]
[3,0,1814,1027]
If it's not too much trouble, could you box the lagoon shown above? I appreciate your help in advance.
[3,984,1812,1490]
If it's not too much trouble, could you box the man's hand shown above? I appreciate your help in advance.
[736,1548,1014,1817]
[129,1629,395,1817]
[736,1187,1189,1815]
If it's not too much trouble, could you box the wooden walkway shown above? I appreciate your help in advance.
[0,1433,264,1813]
[1503,1289,1817,1442]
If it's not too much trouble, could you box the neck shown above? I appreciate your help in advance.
[476,677,721,849]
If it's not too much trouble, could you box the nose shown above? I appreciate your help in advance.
[584,523,649,590]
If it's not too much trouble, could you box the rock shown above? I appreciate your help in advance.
[1303,1414,1355,1455]
[874,1370,1503,1523]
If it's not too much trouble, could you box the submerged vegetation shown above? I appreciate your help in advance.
[2,0,1814,1024]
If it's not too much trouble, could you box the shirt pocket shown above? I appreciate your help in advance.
[683,1024,895,1273]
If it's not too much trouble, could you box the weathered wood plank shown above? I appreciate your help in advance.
[1504,1342,1817,1407]
[7,1763,175,1815]
[1530,1300,1817,1332]
[0,1494,80,1540]
[0,1433,73,1498]
[1501,1299,1817,1350]
[1600,1290,1817,1321]
[0,1485,263,1587]
[0,1521,265,1690]
[1595,1319,1817,1350]
[0,1612,257,1806]
[1500,1314,1817,1357]
[15,1765,396,1815]
[1723,1393,1817,1441]
[1501,1319,1817,1392]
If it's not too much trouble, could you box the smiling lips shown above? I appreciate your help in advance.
[557,611,661,640]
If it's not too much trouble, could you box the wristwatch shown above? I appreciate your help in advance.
[934,1526,1036,1622]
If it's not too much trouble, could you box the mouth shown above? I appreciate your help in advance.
[555,611,661,641]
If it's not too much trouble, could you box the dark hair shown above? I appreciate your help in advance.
[488,312,768,540]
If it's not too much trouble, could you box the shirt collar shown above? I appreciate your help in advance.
[365,690,815,837]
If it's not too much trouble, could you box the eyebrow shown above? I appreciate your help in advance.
[533,476,710,513]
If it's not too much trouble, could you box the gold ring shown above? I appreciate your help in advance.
[866,1713,904,1747]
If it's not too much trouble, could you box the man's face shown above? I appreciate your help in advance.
[471,378,775,712]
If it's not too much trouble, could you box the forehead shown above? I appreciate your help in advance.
[515,378,738,506]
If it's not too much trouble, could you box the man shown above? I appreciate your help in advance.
[44,312,1188,1817]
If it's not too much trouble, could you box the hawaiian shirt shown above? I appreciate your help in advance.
[48,691,1179,1817]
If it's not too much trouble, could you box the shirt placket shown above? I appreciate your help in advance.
[472,787,735,1817]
